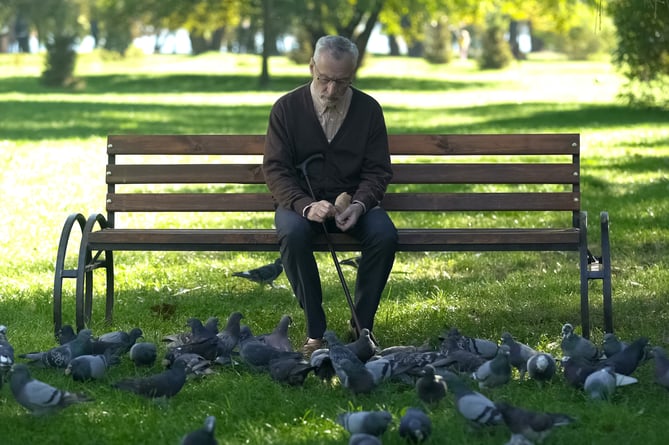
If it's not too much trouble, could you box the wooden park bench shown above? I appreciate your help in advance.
[53,134,612,338]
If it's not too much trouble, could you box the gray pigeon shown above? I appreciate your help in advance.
[232,258,283,287]
[415,364,447,405]
[651,346,669,390]
[65,348,119,381]
[181,415,218,445]
[349,433,382,445]
[257,314,294,352]
[364,357,393,385]
[10,363,92,415]
[560,323,600,362]
[323,330,376,394]
[346,328,378,363]
[168,318,221,361]
[472,344,512,389]
[268,355,314,386]
[561,356,637,389]
[601,336,649,376]
[94,327,143,354]
[583,366,617,401]
[399,407,432,443]
[526,353,556,382]
[442,370,503,426]
[164,351,215,377]
[239,325,302,371]
[163,317,219,347]
[310,348,336,381]
[56,324,77,345]
[20,328,94,368]
[500,332,538,380]
[496,401,575,444]
[0,325,15,389]
[602,332,628,358]
[129,342,158,367]
[440,327,498,359]
[112,359,187,398]
[216,311,244,360]
[336,410,393,436]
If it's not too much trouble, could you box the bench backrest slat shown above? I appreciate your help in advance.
[107,163,578,185]
[107,133,579,156]
[107,192,579,212]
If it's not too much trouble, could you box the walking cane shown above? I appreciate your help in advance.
[296,153,378,346]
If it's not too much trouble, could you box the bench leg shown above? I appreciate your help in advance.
[53,213,86,338]
[76,213,111,331]
[578,211,591,339]
[600,211,613,333]
[105,250,114,326]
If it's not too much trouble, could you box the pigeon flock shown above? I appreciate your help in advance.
[1,310,668,445]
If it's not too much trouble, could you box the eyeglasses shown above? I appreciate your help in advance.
[312,60,352,89]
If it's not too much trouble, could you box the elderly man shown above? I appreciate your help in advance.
[263,35,397,356]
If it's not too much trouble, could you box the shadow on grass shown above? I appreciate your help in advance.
[2,99,668,141]
[0,73,488,95]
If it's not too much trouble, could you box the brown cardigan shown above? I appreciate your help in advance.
[263,83,392,216]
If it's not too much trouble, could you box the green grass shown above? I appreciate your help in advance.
[1,51,668,445]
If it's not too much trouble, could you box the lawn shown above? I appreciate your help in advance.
[0,51,668,445]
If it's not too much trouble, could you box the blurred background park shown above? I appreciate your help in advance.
[0,0,667,107]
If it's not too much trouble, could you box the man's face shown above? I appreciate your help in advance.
[310,52,355,106]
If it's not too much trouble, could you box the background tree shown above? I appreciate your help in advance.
[608,0,669,107]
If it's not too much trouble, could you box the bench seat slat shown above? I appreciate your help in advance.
[107,192,580,212]
[107,134,579,156]
[87,228,580,252]
[107,164,579,185]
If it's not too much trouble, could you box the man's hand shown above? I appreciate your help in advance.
[306,200,336,223]
[335,202,364,231]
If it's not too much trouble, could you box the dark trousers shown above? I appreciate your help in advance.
[275,205,398,339]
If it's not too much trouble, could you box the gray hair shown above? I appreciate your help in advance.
[313,35,358,67]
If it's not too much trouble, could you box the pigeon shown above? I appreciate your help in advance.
[93,327,143,354]
[310,348,336,381]
[442,370,503,426]
[560,323,600,362]
[56,324,77,345]
[440,327,498,359]
[163,317,219,347]
[441,346,487,373]
[65,348,120,381]
[164,351,215,377]
[20,328,94,368]
[346,328,378,363]
[651,346,669,390]
[129,342,158,367]
[0,325,15,389]
[561,356,637,389]
[268,355,314,386]
[526,352,557,382]
[216,311,244,360]
[239,325,302,371]
[601,336,649,375]
[168,318,221,361]
[583,366,617,401]
[181,415,218,445]
[10,363,92,415]
[112,359,187,398]
[232,258,283,287]
[364,357,393,385]
[349,434,382,445]
[257,314,294,352]
[495,401,575,444]
[399,407,432,443]
[323,330,376,394]
[415,364,447,405]
[339,256,361,269]
[472,344,512,389]
[500,332,538,380]
[336,410,393,436]
[602,332,628,358]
